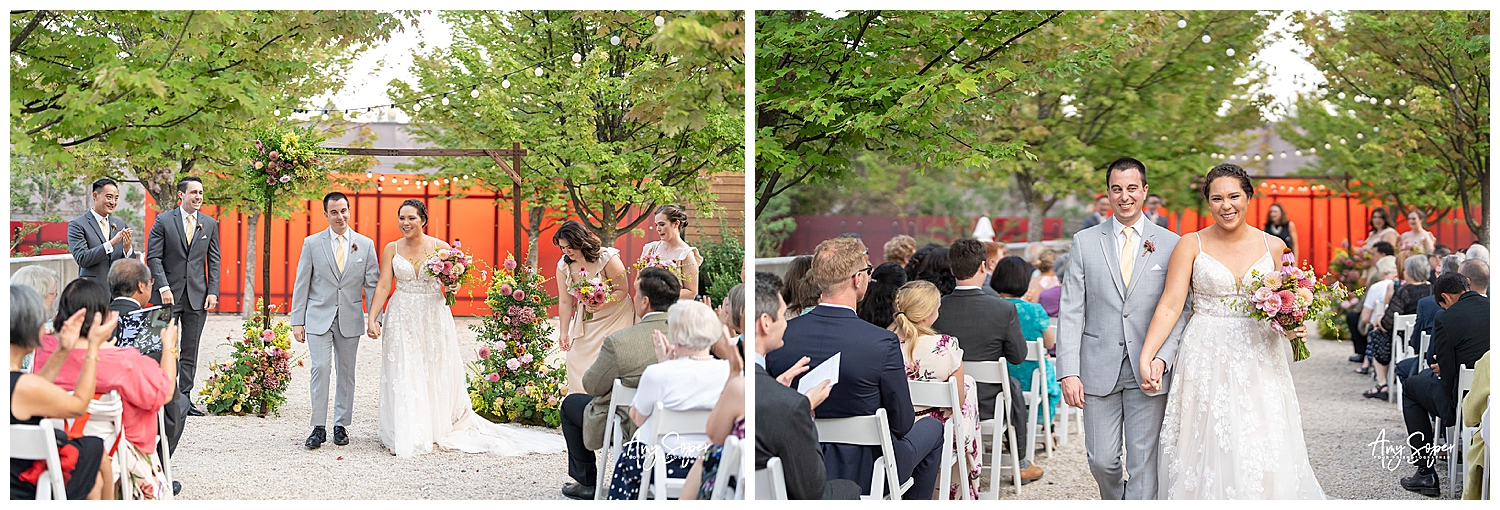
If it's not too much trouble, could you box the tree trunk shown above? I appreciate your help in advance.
[527,205,545,268]
[1028,198,1053,245]
[134,164,179,212]
[243,212,259,319]
[595,202,619,248]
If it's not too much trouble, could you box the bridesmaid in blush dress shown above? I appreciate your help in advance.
[554,220,636,395]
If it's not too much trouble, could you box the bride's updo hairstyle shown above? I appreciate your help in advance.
[891,280,941,360]
[398,199,428,227]
[656,204,690,231]
[553,220,602,264]
[1200,163,1255,201]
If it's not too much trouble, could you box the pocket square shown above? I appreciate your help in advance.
[1151,264,1163,271]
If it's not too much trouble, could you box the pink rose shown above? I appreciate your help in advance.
[504,258,517,270]
[500,284,513,295]
[486,372,500,382]
[1258,291,1283,314]
[592,290,606,302]
[1253,287,1275,303]
[521,353,534,364]
[506,358,521,371]
[478,347,491,359]
[513,290,525,300]
[261,329,275,341]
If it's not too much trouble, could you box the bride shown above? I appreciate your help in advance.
[365,199,566,458]
[1138,165,1325,499]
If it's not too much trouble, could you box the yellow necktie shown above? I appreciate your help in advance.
[99,217,110,239]
[335,235,347,273]
[1121,227,1136,287]
[185,214,195,246]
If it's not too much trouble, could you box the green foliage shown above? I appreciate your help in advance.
[391,10,744,247]
[468,255,566,428]
[1278,10,1489,245]
[10,222,68,257]
[754,193,796,258]
[10,10,408,208]
[698,221,745,304]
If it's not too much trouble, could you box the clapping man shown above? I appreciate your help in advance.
[147,176,220,417]
[69,178,137,280]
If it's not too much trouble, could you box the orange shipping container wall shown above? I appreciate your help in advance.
[132,175,743,317]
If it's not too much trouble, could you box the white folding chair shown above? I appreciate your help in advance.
[156,406,174,500]
[710,435,743,500]
[11,419,68,499]
[594,379,637,500]
[1021,339,1055,460]
[962,360,1022,498]
[1447,365,1476,498]
[908,378,969,499]
[815,408,909,500]
[1391,314,1417,406]
[755,457,789,500]
[641,402,711,500]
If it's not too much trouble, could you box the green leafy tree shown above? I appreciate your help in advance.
[391,10,744,250]
[10,10,408,209]
[1278,10,1488,244]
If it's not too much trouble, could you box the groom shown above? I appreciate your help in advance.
[1056,158,1189,500]
[291,192,379,449]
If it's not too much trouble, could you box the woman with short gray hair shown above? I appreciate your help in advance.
[11,265,61,321]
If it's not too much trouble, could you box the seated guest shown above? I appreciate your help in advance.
[930,239,1040,482]
[1467,243,1488,263]
[1360,256,1400,398]
[980,241,1005,296]
[11,265,61,372]
[1461,258,1488,296]
[904,243,943,282]
[1399,273,1490,496]
[752,272,858,500]
[890,281,981,499]
[1461,352,1489,500]
[857,262,906,329]
[559,267,679,499]
[33,278,178,456]
[10,285,114,500]
[1388,257,1433,382]
[884,235,917,266]
[912,247,956,296]
[1426,245,1453,284]
[1415,254,1469,342]
[605,300,729,500]
[766,237,945,499]
[1038,253,1070,319]
[781,255,819,319]
[682,331,745,500]
[1024,248,1060,302]
[993,256,1060,433]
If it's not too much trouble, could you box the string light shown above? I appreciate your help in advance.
[1201,32,1211,44]
[1226,45,1235,57]
[441,95,450,106]
[610,34,621,46]
[471,88,480,98]
[573,52,583,63]
[502,78,511,89]
[655,15,666,27]
[534,67,544,77]
[1177,17,1187,29]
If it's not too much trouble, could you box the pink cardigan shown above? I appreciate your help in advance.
[33,334,173,449]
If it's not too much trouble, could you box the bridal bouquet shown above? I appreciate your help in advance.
[568,270,617,321]
[1243,248,1349,361]
[423,242,477,306]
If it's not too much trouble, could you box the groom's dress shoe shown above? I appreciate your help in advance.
[305,426,327,450]
[561,482,595,500]
[172,481,182,496]
[1400,469,1440,497]
[333,426,349,446]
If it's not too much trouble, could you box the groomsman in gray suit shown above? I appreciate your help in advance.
[68,178,136,280]
[291,192,379,449]
[1056,158,1189,500]
[147,176,220,417]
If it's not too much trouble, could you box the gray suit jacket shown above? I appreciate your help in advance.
[1056,218,1190,396]
[68,212,133,280]
[290,229,379,336]
[146,208,220,310]
[579,312,665,451]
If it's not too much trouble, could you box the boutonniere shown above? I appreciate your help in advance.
[351,243,359,252]
[195,223,203,232]
[1142,240,1156,257]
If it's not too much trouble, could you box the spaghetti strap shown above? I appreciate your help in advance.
[1261,232,1271,257]
[1194,232,1202,251]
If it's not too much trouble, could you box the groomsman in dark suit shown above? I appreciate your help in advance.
[147,176,220,417]
[68,178,136,280]
[766,237,944,499]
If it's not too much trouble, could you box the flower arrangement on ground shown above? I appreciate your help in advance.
[1243,248,1349,362]
[200,301,305,416]
[423,241,477,306]
[467,255,567,427]
[567,270,617,321]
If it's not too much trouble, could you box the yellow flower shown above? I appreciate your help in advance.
[232,403,242,413]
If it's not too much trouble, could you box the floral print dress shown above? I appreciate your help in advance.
[903,334,981,499]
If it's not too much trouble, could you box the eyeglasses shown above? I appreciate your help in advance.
[852,263,873,279]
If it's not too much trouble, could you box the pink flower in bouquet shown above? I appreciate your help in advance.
[1254,287,1280,313]
[486,372,500,382]
[503,316,513,325]
[478,346,491,359]
[500,283,513,295]
[453,263,465,276]
[512,289,525,300]
[592,290,606,302]
[453,240,462,248]
[1297,276,1314,289]
[521,353,534,364]
[261,329,275,341]
[1296,287,1315,306]
[443,260,454,273]
[506,358,521,371]
[504,258,517,270]
[1263,272,1284,289]
[1279,264,1300,277]
[1277,290,1297,314]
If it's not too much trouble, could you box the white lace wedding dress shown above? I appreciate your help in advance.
[378,254,567,458]
[1158,234,1325,499]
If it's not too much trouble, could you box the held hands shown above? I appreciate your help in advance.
[1139,358,1167,394]
[366,320,382,340]
[777,356,812,387]
[1282,324,1308,341]
[293,325,306,343]
[652,329,676,362]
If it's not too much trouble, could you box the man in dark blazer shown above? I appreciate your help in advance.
[931,238,1040,482]
[68,178,137,280]
[558,267,679,499]
[753,272,859,500]
[766,237,944,499]
[1399,273,1490,496]
[106,257,187,495]
[146,176,220,416]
